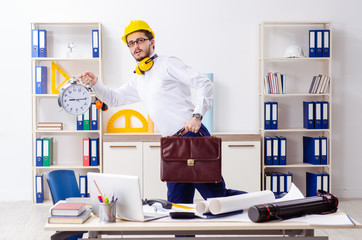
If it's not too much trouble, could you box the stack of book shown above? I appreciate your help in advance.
[308,75,330,94]
[37,122,63,131]
[48,202,92,224]
[264,72,286,94]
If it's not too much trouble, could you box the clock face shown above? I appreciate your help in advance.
[60,84,92,115]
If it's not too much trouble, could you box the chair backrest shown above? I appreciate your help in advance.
[47,170,81,204]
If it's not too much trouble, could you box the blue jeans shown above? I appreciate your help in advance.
[167,124,246,203]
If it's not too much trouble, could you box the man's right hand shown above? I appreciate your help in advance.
[77,72,98,85]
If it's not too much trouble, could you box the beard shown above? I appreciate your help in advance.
[132,46,152,61]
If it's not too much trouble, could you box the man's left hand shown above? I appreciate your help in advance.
[184,117,202,133]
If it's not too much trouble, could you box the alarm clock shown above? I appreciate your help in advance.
[58,77,92,115]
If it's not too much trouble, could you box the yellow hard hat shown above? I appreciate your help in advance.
[122,20,155,44]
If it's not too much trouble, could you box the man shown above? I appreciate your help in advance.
[78,20,244,204]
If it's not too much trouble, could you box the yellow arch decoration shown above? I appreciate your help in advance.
[107,109,149,133]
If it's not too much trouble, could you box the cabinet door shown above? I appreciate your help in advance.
[222,141,261,192]
[143,142,168,199]
[103,142,143,194]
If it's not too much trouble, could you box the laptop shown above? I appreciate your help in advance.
[87,172,168,221]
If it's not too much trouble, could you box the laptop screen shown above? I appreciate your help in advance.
[87,172,145,221]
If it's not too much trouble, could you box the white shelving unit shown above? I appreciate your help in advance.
[31,22,103,204]
[258,22,332,196]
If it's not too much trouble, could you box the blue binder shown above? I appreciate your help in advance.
[285,172,293,192]
[264,102,272,129]
[90,138,99,166]
[316,30,323,57]
[303,101,314,129]
[314,101,322,129]
[77,114,83,130]
[35,66,47,94]
[92,30,99,58]
[264,173,272,191]
[271,102,278,129]
[264,137,273,165]
[79,175,89,197]
[306,172,323,197]
[321,101,329,129]
[278,136,287,165]
[320,137,328,165]
[271,172,279,195]
[309,30,316,57]
[278,173,286,194]
[39,30,47,57]
[303,136,320,165]
[91,103,98,130]
[272,137,279,165]
[36,138,43,166]
[322,30,330,57]
[322,173,330,192]
[35,174,44,203]
[32,29,39,57]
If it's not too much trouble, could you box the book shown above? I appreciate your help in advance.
[51,202,86,216]
[48,209,92,224]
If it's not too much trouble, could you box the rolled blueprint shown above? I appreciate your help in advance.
[196,200,210,214]
[206,190,275,215]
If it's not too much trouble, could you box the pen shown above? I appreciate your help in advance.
[172,203,195,210]
[104,195,109,203]
[98,195,103,203]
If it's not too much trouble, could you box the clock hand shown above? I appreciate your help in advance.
[69,98,87,101]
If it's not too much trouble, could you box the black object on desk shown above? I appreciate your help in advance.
[248,190,338,223]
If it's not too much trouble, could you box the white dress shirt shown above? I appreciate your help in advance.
[92,55,213,136]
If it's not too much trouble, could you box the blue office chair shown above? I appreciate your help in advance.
[47,170,85,240]
[47,170,81,204]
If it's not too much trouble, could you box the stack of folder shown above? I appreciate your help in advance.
[308,75,330,94]
[32,29,47,58]
[303,136,328,165]
[37,122,63,131]
[36,137,54,166]
[77,103,98,130]
[264,72,286,94]
[309,29,330,58]
[83,138,99,166]
[265,172,293,197]
[264,102,278,129]
[264,136,287,165]
[303,101,329,129]
[306,172,329,197]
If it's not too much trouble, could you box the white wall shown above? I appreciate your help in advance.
[1,0,361,201]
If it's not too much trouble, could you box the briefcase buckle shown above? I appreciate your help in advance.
[187,159,195,166]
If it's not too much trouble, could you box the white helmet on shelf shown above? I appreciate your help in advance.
[284,45,305,58]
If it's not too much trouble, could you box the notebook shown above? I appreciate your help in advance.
[87,172,168,221]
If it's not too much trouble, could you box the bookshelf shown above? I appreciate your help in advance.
[258,22,332,196]
[31,22,103,204]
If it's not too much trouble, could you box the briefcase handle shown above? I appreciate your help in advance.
[175,127,204,137]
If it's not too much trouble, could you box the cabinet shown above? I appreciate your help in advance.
[103,134,260,200]
[31,22,103,204]
[258,22,332,196]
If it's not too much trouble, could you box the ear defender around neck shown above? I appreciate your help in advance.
[134,54,158,75]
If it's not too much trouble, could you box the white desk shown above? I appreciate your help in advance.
[44,213,361,240]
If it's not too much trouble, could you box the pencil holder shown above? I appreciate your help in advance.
[99,202,116,223]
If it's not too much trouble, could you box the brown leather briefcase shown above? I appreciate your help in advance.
[160,135,222,183]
